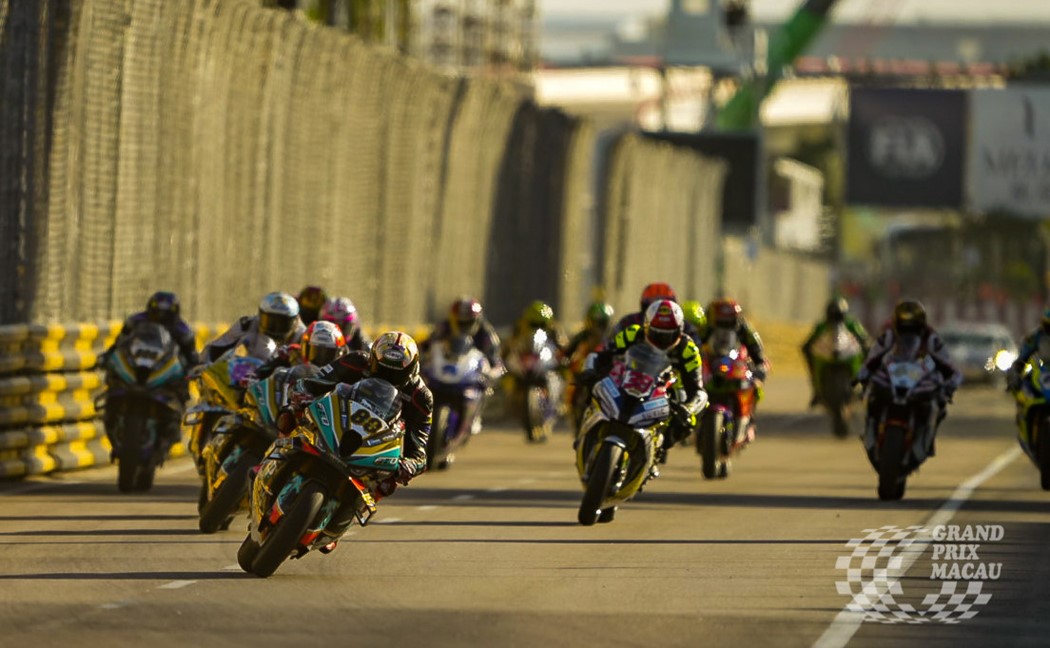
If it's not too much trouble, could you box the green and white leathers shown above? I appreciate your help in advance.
[1013,336,1050,490]
[802,317,869,437]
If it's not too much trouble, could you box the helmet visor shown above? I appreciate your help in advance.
[307,345,338,367]
[260,312,296,340]
[647,327,680,350]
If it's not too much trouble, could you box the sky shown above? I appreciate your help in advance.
[539,0,1050,24]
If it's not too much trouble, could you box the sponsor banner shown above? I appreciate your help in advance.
[846,88,967,208]
[968,88,1050,218]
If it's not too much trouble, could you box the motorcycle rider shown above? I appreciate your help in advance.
[103,291,200,369]
[252,320,347,381]
[609,282,700,343]
[507,300,570,354]
[1006,307,1050,393]
[297,285,327,326]
[582,300,708,462]
[703,298,769,381]
[319,296,372,352]
[420,296,505,377]
[101,291,199,447]
[298,331,433,486]
[855,299,963,453]
[801,297,872,407]
[202,292,305,363]
[565,302,615,362]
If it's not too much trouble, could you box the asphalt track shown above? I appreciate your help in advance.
[1,375,1047,648]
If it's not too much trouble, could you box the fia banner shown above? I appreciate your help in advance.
[968,88,1050,218]
[846,88,967,208]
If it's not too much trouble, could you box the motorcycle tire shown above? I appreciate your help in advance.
[525,387,551,443]
[117,413,145,493]
[250,482,325,578]
[135,464,156,492]
[198,454,256,534]
[699,410,723,480]
[878,425,907,501]
[578,442,622,526]
[427,406,450,470]
[237,536,261,573]
[1038,420,1050,491]
[823,364,854,439]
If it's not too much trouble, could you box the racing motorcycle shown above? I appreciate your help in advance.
[697,328,758,479]
[422,335,491,470]
[809,323,864,438]
[1012,337,1050,490]
[566,335,604,432]
[575,343,674,525]
[238,377,404,578]
[862,333,945,501]
[96,321,187,492]
[505,328,564,442]
[197,364,319,533]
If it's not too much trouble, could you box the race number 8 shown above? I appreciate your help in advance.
[351,408,383,433]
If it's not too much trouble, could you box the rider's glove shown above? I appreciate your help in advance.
[670,401,694,429]
[577,368,598,387]
[853,367,870,387]
[394,459,418,486]
[276,411,298,436]
[1006,372,1021,393]
[942,384,956,404]
[752,366,767,383]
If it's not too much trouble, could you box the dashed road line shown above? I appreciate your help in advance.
[452,494,475,501]
[375,518,402,524]
[417,505,439,511]
[157,580,197,590]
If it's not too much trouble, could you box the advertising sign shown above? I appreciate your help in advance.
[968,88,1050,218]
[846,88,967,208]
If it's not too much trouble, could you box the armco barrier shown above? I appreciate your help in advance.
[0,321,224,479]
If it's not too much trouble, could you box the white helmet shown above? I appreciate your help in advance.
[258,292,300,342]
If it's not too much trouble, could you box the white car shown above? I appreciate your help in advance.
[939,322,1018,386]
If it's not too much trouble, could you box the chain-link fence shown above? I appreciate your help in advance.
[1,0,726,330]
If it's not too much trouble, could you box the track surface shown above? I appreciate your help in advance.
[1,376,1047,647]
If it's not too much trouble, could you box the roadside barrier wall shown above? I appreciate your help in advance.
[0,322,223,478]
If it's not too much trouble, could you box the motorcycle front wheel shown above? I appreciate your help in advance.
[117,410,146,493]
[877,425,907,501]
[525,386,552,443]
[699,410,724,480]
[198,452,257,534]
[578,442,623,526]
[1037,418,1050,491]
[249,482,325,578]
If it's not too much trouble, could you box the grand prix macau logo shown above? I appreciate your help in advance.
[835,525,1004,625]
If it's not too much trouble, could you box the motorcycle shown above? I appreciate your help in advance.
[696,328,758,479]
[505,328,564,442]
[96,321,187,492]
[422,335,491,470]
[566,334,604,432]
[809,323,864,438]
[862,333,944,501]
[575,343,674,526]
[238,377,404,578]
[197,364,319,533]
[1013,337,1050,490]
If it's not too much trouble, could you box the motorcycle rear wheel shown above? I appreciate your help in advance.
[198,453,257,534]
[578,443,622,526]
[878,426,907,501]
[117,413,146,493]
[250,483,325,578]
[427,406,451,470]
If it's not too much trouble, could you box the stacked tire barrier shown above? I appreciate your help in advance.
[0,322,223,479]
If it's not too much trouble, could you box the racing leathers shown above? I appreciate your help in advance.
[586,324,708,449]
[104,312,200,370]
[420,318,504,379]
[303,351,433,483]
[202,315,305,363]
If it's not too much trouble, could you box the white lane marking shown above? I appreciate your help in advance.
[486,487,508,493]
[452,494,475,501]
[516,478,536,485]
[417,505,439,511]
[813,445,1022,648]
[221,564,241,571]
[99,602,129,610]
[375,518,402,524]
[157,580,197,590]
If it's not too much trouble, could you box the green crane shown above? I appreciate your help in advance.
[714,0,840,131]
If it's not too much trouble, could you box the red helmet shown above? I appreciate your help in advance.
[640,282,677,312]
[644,300,684,350]
[708,299,742,329]
[449,297,483,337]
[301,321,346,366]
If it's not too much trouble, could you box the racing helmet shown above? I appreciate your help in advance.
[826,297,849,323]
[644,299,684,351]
[893,299,927,336]
[258,292,301,342]
[146,291,180,325]
[449,297,483,337]
[320,297,360,340]
[708,298,742,330]
[680,300,706,331]
[301,321,346,367]
[640,282,677,312]
[585,301,614,333]
[297,285,327,324]
[369,331,420,388]
[523,301,554,329]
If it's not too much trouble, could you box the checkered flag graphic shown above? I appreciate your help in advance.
[834,525,992,625]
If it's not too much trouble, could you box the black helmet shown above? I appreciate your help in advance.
[893,299,927,335]
[147,291,180,324]
[825,297,849,323]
